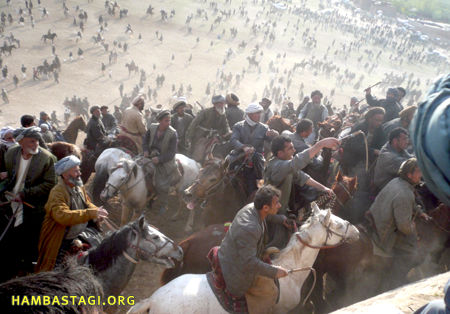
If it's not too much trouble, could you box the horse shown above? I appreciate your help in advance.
[41,33,57,43]
[79,216,183,299]
[0,44,16,56]
[0,261,103,313]
[182,155,248,232]
[307,202,450,313]
[161,172,358,285]
[127,205,359,314]
[100,158,149,226]
[47,141,81,160]
[61,115,86,144]
[125,62,139,76]
[267,115,295,134]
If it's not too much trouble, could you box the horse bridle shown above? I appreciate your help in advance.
[104,163,144,195]
[296,219,352,249]
[124,226,175,264]
[334,180,354,210]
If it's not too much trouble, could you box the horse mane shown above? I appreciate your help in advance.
[87,223,134,272]
[267,115,294,132]
[48,141,81,160]
[0,259,103,313]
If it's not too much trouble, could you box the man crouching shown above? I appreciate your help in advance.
[218,185,289,313]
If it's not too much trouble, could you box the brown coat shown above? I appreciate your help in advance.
[120,105,147,153]
[36,178,98,272]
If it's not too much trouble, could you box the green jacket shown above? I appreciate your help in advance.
[186,107,230,143]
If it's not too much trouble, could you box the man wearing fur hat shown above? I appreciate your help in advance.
[186,95,231,162]
[225,93,244,128]
[230,103,279,196]
[0,127,57,281]
[171,101,193,155]
[259,97,274,124]
[143,110,179,214]
[298,90,329,145]
[366,87,404,123]
[36,155,107,272]
[120,95,147,153]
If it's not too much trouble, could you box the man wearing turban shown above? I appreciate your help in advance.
[36,155,108,272]
[0,126,57,281]
[120,95,147,153]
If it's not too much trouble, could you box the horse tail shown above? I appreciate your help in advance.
[92,165,109,205]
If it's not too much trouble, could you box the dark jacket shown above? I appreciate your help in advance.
[366,94,403,123]
[101,113,117,132]
[85,115,107,150]
[226,105,244,128]
[171,112,193,153]
[218,203,284,296]
[186,107,230,144]
[230,120,270,154]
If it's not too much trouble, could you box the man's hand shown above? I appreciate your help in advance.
[243,146,255,155]
[282,217,296,230]
[373,149,380,156]
[266,129,279,137]
[322,187,334,198]
[419,212,431,222]
[97,206,109,218]
[151,156,159,164]
[0,172,7,180]
[143,151,149,158]
[318,137,340,150]
[365,87,371,95]
[274,266,289,278]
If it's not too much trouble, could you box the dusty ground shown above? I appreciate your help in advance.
[0,0,448,313]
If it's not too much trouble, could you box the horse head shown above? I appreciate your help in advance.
[127,216,183,267]
[183,156,226,210]
[100,158,137,202]
[297,203,359,248]
[318,115,342,138]
[267,115,294,133]
[77,115,87,132]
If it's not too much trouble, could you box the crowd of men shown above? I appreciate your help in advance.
[0,82,445,313]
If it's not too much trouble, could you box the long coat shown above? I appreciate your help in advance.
[373,142,411,191]
[186,107,230,145]
[85,115,107,150]
[120,105,147,153]
[226,105,244,128]
[218,203,284,296]
[36,178,97,272]
[369,177,417,257]
[171,112,193,154]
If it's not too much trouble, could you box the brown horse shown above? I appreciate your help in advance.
[62,116,86,144]
[183,155,249,228]
[267,115,294,133]
[47,141,81,160]
[164,173,358,286]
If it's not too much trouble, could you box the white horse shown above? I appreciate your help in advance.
[127,204,360,314]
[92,148,132,205]
[100,154,200,226]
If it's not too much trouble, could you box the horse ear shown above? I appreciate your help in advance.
[132,162,138,177]
[351,176,358,190]
[138,215,146,230]
[336,170,343,182]
[324,208,331,225]
[206,152,214,161]
[311,202,320,216]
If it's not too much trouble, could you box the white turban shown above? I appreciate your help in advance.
[55,155,81,176]
[0,126,15,139]
[245,103,264,114]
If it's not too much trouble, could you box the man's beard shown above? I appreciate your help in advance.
[69,176,83,187]
[215,106,225,115]
[27,147,39,155]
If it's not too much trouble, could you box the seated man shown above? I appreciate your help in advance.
[84,105,109,155]
[366,87,403,123]
[264,135,338,248]
[373,127,411,192]
[218,185,289,313]
[370,158,429,290]
[229,102,278,196]
[36,155,108,272]
[286,118,312,154]
[143,110,179,214]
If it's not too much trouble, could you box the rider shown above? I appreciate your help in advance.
[297,90,329,145]
[229,102,278,196]
[170,100,193,155]
[369,158,429,290]
[225,93,244,128]
[100,105,117,134]
[366,87,403,123]
[186,95,231,162]
[85,105,109,155]
[218,185,289,313]
[120,95,147,153]
[264,135,338,248]
[36,155,108,272]
[143,110,180,214]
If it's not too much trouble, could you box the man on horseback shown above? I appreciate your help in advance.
[0,127,57,282]
[366,87,403,123]
[298,90,328,145]
[143,110,180,214]
[84,106,109,156]
[369,158,429,290]
[259,97,273,124]
[100,105,117,134]
[170,100,193,155]
[120,95,147,153]
[186,95,231,162]
[225,93,244,128]
[264,135,338,248]
[218,185,289,313]
[229,102,278,196]
[36,155,108,272]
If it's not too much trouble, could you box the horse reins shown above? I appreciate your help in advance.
[296,220,352,250]
[104,163,144,195]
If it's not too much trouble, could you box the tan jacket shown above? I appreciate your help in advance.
[36,178,98,272]
[120,105,146,152]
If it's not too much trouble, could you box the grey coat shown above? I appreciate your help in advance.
[264,150,311,214]
[230,120,270,153]
[370,177,417,257]
[373,142,411,191]
[218,203,284,296]
[226,105,244,128]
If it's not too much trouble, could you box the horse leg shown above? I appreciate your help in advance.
[171,196,183,221]
[184,210,195,233]
[120,203,132,226]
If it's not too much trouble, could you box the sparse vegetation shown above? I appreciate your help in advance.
[390,0,450,23]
